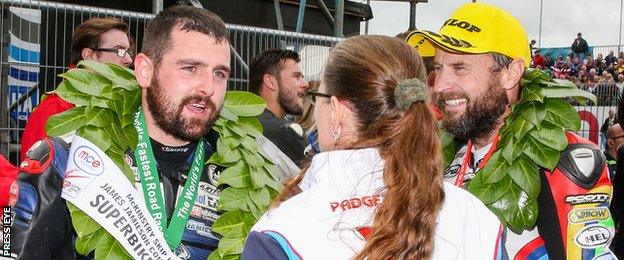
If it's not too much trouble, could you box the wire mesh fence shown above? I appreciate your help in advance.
[0,0,341,165]
[573,83,622,149]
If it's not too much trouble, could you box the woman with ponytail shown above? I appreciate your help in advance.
[242,35,506,259]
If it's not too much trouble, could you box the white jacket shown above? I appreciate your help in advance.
[250,148,506,259]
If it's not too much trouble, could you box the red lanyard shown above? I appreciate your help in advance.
[453,136,500,187]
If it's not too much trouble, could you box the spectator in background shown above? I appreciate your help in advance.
[606,50,618,66]
[563,61,574,78]
[249,49,309,170]
[607,61,617,79]
[531,49,545,69]
[19,17,133,161]
[606,123,624,179]
[296,80,318,133]
[571,32,589,61]
[602,71,614,83]
[595,53,605,74]
[585,54,594,69]
[601,109,617,149]
[553,60,565,78]
[617,58,624,75]
[544,54,554,69]
[530,39,537,56]
[571,57,581,75]
[296,80,320,156]
[608,73,615,83]
[589,68,598,82]
[597,75,619,106]
[578,65,589,79]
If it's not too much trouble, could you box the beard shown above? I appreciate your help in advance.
[434,77,509,141]
[146,76,220,142]
[277,81,303,116]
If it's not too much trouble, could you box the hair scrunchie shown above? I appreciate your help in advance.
[393,78,429,110]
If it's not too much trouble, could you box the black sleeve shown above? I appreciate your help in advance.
[242,231,291,260]
[11,138,76,260]
[600,118,609,134]
[260,120,308,167]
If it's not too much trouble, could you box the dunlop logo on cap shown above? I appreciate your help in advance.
[442,19,482,33]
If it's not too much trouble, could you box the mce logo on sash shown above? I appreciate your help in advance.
[73,146,105,175]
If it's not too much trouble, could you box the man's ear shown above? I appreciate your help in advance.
[262,74,278,92]
[500,59,525,90]
[134,53,154,89]
[608,138,615,149]
[81,48,96,61]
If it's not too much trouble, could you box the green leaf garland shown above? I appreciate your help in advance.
[46,61,280,259]
[208,92,283,259]
[454,69,597,232]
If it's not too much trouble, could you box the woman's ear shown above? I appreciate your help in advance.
[329,96,342,131]
[134,53,154,89]
[81,48,96,61]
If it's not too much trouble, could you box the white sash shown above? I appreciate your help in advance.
[61,135,179,259]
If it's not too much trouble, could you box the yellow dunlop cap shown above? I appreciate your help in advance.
[405,33,436,58]
[408,2,531,67]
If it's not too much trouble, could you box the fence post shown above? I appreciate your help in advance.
[152,0,163,14]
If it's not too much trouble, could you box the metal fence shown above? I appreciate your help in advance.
[574,83,621,148]
[592,45,624,59]
[0,0,341,165]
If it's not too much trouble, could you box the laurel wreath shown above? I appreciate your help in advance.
[441,69,596,233]
[46,61,281,259]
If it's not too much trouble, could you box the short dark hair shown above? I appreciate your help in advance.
[70,17,128,65]
[248,49,301,94]
[142,6,229,66]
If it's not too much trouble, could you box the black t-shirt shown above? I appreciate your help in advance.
[150,138,197,196]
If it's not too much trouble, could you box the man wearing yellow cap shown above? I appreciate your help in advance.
[408,3,616,259]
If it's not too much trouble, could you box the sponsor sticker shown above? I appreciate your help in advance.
[573,224,612,249]
[186,219,218,239]
[568,207,610,223]
[73,146,105,175]
[565,193,610,205]
[444,165,460,178]
[124,154,133,167]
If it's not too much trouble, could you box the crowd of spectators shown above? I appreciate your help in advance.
[531,50,624,86]
[530,35,624,106]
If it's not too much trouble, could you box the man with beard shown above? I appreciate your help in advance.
[11,6,231,259]
[409,3,615,259]
[249,49,309,172]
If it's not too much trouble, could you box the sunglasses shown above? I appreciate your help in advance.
[93,47,133,58]
[304,90,332,104]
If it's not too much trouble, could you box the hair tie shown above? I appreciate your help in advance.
[394,78,429,110]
